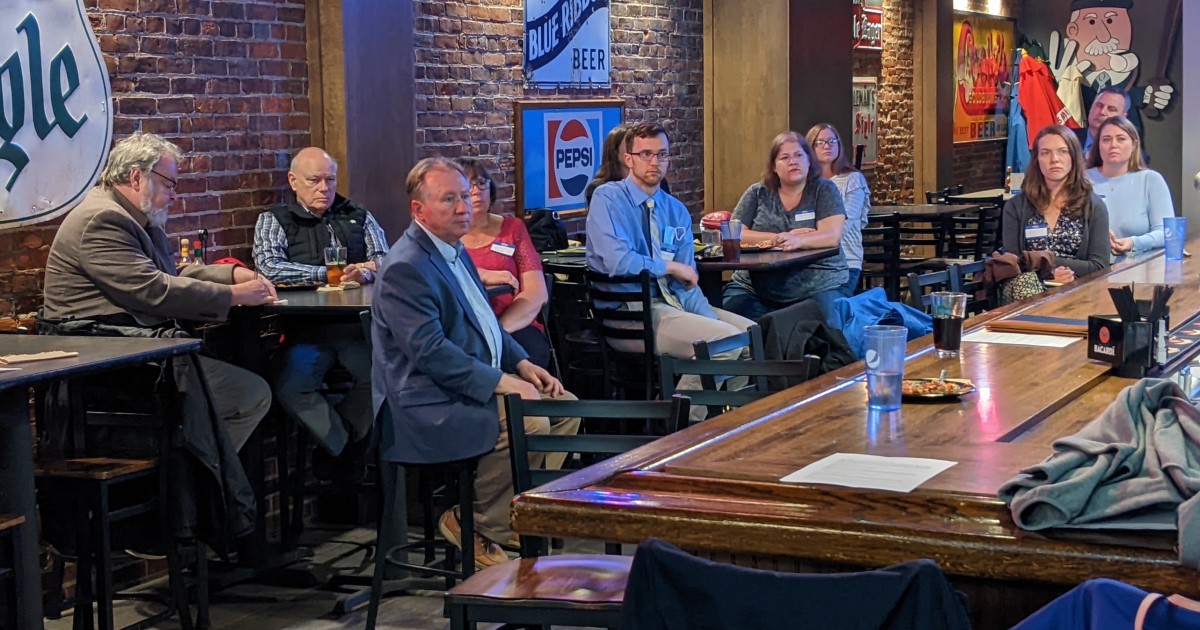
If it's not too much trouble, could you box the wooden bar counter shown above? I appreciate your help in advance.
[512,244,1200,628]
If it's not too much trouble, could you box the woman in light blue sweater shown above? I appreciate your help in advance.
[1085,116,1174,256]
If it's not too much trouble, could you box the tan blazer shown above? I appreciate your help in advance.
[43,187,238,326]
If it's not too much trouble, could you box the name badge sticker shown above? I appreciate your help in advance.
[795,211,816,223]
[491,242,516,256]
[1025,225,1049,239]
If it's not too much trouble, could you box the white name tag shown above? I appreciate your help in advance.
[490,242,516,256]
[1025,226,1048,239]
[795,211,816,223]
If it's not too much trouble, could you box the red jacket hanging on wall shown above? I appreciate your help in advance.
[1018,54,1080,149]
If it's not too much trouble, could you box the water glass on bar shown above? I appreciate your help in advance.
[1165,216,1187,262]
[864,325,907,411]
[931,292,968,358]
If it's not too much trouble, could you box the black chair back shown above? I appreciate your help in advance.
[544,262,602,397]
[585,269,658,400]
[658,354,819,421]
[945,194,1005,260]
[951,260,992,315]
[692,324,766,391]
[924,184,964,205]
[906,268,954,313]
[860,213,902,301]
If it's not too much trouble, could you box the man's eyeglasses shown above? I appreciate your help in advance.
[150,169,177,190]
[469,177,491,190]
[812,139,840,149]
[628,150,670,162]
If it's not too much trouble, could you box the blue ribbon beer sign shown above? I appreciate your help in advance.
[0,0,112,229]
[525,0,610,87]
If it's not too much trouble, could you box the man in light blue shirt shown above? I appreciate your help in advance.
[372,157,579,569]
[586,122,754,420]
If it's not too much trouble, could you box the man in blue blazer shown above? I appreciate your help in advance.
[371,157,579,569]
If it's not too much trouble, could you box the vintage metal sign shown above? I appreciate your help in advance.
[525,0,611,87]
[0,0,112,229]
[853,0,883,52]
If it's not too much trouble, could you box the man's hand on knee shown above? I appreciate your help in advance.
[496,373,541,400]
[515,360,564,397]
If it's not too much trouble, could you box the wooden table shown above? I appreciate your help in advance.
[953,188,1013,201]
[512,245,1200,629]
[541,249,840,307]
[870,203,981,219]
[0,336,201,629]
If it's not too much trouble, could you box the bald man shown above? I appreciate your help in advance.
[253,147,389,464]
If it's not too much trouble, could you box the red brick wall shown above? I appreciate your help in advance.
[873,0,915,205]
[0,0,310,314]
[412,0,705,216]
[952,140,1006,193]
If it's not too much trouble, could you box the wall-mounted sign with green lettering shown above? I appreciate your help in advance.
[0,0,112,229]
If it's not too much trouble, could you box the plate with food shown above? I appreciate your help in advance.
[901,378,976,400]
[741,241,782,253]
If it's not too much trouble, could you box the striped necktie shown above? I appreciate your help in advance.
[646,198,684,310]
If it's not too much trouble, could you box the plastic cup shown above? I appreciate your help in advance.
[930,292,968,358]
[719,220,742,263]
[864,325,907,411]
[324,246,347,286]
[1164,216,1187,261]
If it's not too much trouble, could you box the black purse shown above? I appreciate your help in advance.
[525,208,569,252]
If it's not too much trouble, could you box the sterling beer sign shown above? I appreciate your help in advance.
[525,0,610,87]
[0,0,112,229]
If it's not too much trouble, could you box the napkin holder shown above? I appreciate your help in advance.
[1088,315,1154,378]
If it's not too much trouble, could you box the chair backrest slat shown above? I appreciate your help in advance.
[659,355,818,421]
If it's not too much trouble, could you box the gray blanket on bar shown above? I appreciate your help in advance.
[998,378,1200,568]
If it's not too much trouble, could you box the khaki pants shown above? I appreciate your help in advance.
[612,302,756,422]
[474,390,581,544]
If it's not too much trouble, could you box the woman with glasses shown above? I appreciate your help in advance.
[722,131,849,320]
[455,157,553,369]
[1001,125,1110,285]
[807,123,870,296]
[1084,116,1173,256]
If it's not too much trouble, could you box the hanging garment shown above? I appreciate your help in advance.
[1056,65,1085,127]
[1017,54,1080,149]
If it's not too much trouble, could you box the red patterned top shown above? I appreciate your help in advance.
[465,215,545,332]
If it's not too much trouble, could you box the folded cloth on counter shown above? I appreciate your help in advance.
[826,287,932,359]
[998,378,1200,569]
[983,250,1057,289]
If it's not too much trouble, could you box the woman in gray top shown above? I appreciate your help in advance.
[723,131,848,320]
[808,123,870,297]
[1001,125,1110,283]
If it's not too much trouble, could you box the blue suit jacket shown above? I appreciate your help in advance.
[370,221,529,464]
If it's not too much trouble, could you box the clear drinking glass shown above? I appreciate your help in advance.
[324,246,347,286]
[719,220,742,262]
[1164,216,1187,261]
[930,292,968,358]
[864,325,907,411]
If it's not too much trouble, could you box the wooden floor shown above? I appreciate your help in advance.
[45,525,607,629]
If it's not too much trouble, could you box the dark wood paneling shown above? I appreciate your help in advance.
[788,0,853,135]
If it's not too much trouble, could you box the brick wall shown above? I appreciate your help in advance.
[0,0,309,315]
[412,0,705,217]
[872,0,915,205]
[952,140,1006,193]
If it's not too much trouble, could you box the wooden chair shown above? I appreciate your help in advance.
[0,514,25,630]
[659,355,820,421]
[924,184,964,204]
[442,394,692,630]
[906,268,955,312]
[860,213,902,301]
[586,269,658,400]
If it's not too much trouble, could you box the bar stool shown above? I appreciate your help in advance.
[0,514,25,629]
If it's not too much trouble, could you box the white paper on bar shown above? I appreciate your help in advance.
[780,453,957,493]
[0,368,21,372]
[962,330,1081,348]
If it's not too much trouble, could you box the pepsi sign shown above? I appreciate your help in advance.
[0,0,112,229]
[515,100,622,215]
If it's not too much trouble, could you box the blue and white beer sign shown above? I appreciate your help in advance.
[524,0,610,87]
[0,0,112,229]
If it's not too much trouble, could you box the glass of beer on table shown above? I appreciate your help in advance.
[324,246,347,286]
[930,292,968,358]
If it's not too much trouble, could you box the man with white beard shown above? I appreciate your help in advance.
[42,132,275,453]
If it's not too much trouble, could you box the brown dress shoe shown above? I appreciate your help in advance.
[437,508,509,570]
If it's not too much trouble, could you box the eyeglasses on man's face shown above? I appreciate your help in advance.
[469,177,491,191]
[812,139,840,149]
[628,150,670,162]
[150,169,177,190]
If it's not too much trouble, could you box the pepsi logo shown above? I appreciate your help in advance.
[546,117,595,201]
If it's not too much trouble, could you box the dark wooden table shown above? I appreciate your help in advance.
[512,243,1200,630]
[542,248,840,307]
[869,203,981,219]
[0,335,200,629]
[268,286,373,315]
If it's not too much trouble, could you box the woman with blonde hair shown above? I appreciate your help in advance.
[722,131,848,319]
[1001,125,1110,284]
[807,123,870,296]
[1085,116,1173,256]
